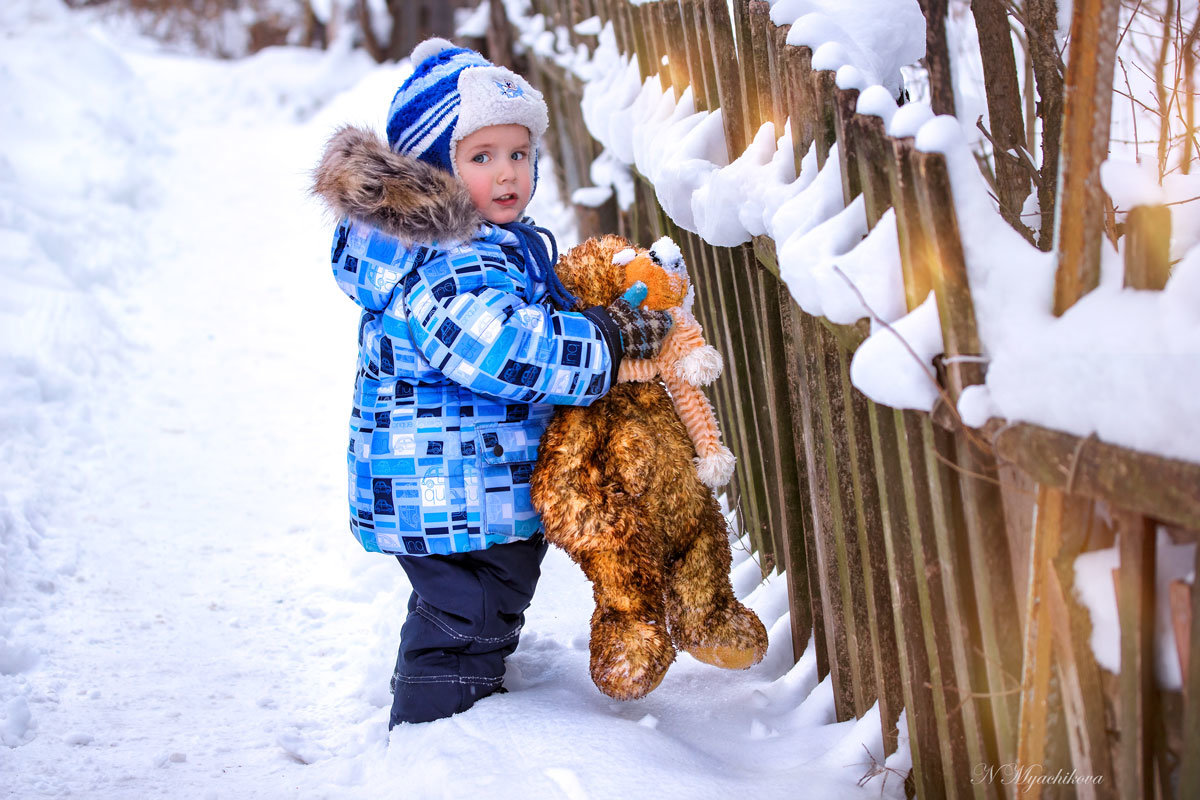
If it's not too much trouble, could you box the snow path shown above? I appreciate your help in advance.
[4,33,905,799]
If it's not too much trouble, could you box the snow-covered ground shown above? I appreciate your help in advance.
[1,4,907,797]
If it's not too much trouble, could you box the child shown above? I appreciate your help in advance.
[312,38,672,727]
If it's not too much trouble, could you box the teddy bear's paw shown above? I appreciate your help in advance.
[682,604,768,671]
[674,345,722,385]
[695,447,736,489]
[589,617,675,701]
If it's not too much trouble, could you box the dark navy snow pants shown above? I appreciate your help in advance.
[389,534,549,727]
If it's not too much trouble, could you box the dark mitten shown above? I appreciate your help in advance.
[607,282,673,360]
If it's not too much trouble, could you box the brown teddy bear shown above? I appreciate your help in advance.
[530,234,769,701]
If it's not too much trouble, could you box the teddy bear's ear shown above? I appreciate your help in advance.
[555,236,628,308]
[648,236,685,274]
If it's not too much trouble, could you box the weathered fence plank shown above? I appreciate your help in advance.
[869,404,947,795]
[1053,0,1121,315]
[1181,541,1200,795]
[1016,486,1069,800]
[1049,497,1117,798]
[785,45,816,169]
[835,87,863,205]
[819,320,876,718]
[783,305,830,678]
[1116,510,1157,800]
[843,354,904,744]
[734,0,761,144]
[711,244,775,561]
[798,311,859,719]
[924,426,999,800]
[703,0,748,158]
[748,260,805,573]
[811,69,838,168]
[776,296,817,657]
[993,424,1200,532]
[1124,205,1172,291]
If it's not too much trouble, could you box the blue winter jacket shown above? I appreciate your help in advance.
[315,126,624,556]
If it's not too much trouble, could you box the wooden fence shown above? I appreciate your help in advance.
[492,0,1200,796]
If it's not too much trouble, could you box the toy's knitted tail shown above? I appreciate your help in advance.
[662,370,736,489]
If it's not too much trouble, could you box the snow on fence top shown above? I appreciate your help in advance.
[508,0,1200,468]
[769,0,925,98]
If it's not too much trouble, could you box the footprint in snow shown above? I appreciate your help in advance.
[277,730,332,765]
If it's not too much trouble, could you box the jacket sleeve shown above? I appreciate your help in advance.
[330,217,418,311]
[400,243,624,405]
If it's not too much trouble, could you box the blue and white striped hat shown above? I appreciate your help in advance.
[386,38,549,179]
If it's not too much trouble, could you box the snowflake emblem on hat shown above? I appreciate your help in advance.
[494,79,525,98]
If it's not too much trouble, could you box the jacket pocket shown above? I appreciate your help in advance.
[474,422,541,537]
[475,422,540,465]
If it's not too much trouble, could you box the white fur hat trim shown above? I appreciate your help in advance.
[409,37,457,67]
[449,66,549,174]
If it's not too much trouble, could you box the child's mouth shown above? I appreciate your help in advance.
[495,194,518,205]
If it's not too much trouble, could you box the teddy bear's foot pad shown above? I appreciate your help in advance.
[589,618,675,701]
[675,604,768,671]
[686,643,761,670]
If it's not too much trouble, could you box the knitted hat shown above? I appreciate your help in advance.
[386,38,549,181]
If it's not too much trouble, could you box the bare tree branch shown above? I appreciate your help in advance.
[918,0,957,115]
[976,116,1044,189]
[357,0,385,63]
[1118,57,1144,161]
[1156,0,1176,178]
[1180,7,1199,172]
[1024,0,1065,251]
[972,0,1032,231]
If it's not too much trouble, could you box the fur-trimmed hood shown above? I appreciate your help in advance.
[312,125,481,244]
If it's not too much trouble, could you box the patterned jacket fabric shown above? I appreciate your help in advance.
[330,217,621,556]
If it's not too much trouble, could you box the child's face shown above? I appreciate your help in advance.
[454,124,533,225]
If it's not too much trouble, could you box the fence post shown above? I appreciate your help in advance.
[835,88,863,206]
[1123,205,1172,291]
[747,1,778,132]
[811,70,838,168]
[776,298,818,660]
[851,114,893,230]
[660,1,688,102]
[890,138,933,309]
[1016,487,1072,800]
[1181,542,1200,795]
[702,0,747,159]
[678,0,711,111]
[796,313,860,719]
[785,45,816,171]
[732,0,760,146]
[1052,0,1121,316]
[1115,510,1158,800]
[840,109,907,754]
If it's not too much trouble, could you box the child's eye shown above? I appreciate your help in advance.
[472,153,490,164]
[511,151,527,161]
